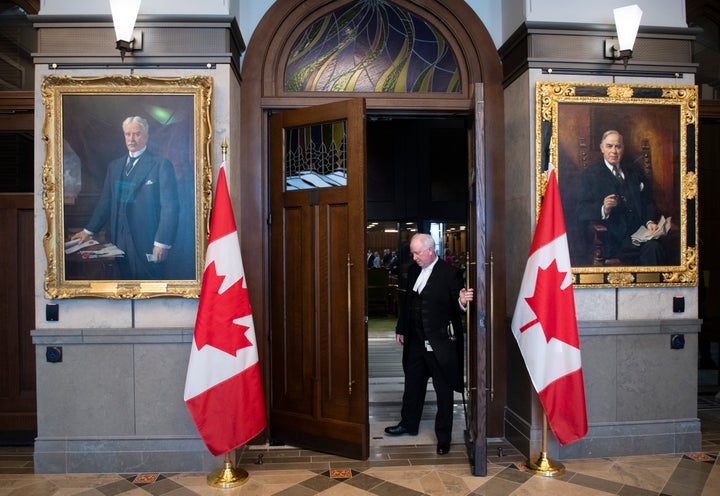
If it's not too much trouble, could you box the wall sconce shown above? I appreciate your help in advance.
[604,4,642,68]
[110,0,142,61]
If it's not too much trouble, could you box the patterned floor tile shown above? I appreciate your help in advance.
[0,392,718,495]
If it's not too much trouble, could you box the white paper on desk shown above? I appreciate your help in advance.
[64,238,99,254]
[80,244,125,258]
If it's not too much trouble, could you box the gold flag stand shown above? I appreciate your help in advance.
[207,451,249,488]
[525,413,565,477]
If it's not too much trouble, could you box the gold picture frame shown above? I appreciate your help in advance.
[535,81,698,288]
[41,74,213,298]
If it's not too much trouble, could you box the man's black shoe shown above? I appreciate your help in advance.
[384,424,418,436]
[436,443,450,455]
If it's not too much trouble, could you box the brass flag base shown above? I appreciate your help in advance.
[206,453,249,488]
[525,413,566,477]
[526,451,565,477]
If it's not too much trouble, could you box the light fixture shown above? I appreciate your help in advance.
[110,0,142,61]
[604,4,642,68]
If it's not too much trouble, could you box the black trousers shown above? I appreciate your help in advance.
[617,237,664,266]
[400,336,455,445]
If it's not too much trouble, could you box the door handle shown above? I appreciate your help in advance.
[347,253,355,396]
[487,252,494,402]
[465,252,472,397]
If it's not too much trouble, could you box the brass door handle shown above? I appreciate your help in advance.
[347,253,355,395]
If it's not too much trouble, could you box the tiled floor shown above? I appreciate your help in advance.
[1,419,719,496]
[2,395,719,495]
[1,335,720,495]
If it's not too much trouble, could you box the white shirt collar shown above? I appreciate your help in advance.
[129,147,147,159]
[424,256,439,272]
[413,256,438,292]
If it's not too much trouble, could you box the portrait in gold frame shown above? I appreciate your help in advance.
[41,74,213,298]
[535,81,698,288]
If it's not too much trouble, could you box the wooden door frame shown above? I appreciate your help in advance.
[239,0,506,443]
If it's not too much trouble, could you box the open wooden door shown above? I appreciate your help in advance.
[269,99,368,459]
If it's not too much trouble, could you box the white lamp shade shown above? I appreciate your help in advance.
[110,0,141,42]
[613,4,643,51]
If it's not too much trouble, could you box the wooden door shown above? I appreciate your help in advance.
[269,99,368,459]
[0,193,36,442]
[464,84,489,476]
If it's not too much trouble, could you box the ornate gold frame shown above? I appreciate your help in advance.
[41,75,213,298]
[535,81,698,288]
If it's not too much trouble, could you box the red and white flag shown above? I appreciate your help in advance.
[184,162,267,456]
[510,166,587,445]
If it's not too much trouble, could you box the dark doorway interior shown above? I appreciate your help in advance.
[365,116,470,447]
[366,116,469,225]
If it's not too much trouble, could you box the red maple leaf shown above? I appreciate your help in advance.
[522,259,579,347]
[194,262,253,356]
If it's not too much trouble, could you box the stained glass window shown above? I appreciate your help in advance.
[285,0,460,93]
[285,120,347,190]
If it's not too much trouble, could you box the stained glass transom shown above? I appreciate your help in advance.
[285,0,460,93]
[285,120,347,190]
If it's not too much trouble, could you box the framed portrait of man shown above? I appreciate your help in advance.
[535,81,698,288]
[41,74,213,298]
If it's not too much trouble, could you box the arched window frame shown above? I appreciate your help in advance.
[254,0,498,111]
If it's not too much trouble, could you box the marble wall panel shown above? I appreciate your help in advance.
[35,343,135,437]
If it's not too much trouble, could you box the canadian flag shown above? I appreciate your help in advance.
[511,166,587,446]
[184,162,267,456]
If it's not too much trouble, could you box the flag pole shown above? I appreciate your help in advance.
[525,412,565,477]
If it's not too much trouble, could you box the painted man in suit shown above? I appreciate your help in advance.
[72,116,179,280]
[384,233,473,455]
[578,129,663,266]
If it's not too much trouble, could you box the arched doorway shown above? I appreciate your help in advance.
[239,0,505,473]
